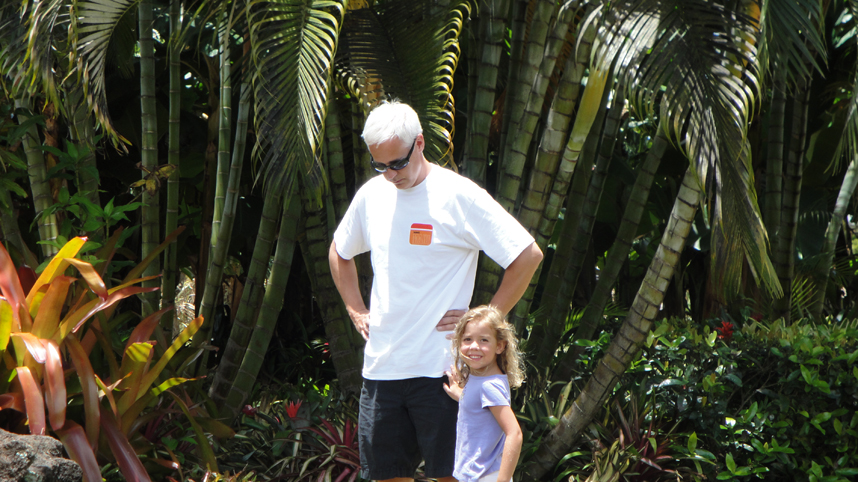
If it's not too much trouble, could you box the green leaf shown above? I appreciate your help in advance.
[726,452,737,473]
[688,432,698,453]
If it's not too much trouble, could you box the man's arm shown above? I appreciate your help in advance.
[489,241,544,315]
[435,242,543,333]
[328,241,370,340]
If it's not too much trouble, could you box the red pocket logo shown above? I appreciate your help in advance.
[409,223,433,246]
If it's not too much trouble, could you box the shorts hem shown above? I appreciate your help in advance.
[360,466,415,480]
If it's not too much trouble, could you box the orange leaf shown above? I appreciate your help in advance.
[0,242,30,331]
[95,374,121,421]
[101,410,151,482]
[0,392,24,412]
[15,366,46,435]
[11,333,46,363]
[56,421,102,482]
[30,276,74,339]
[123,306,173,355]
[65,335,99,451]
[65,258,108,301]
[44,340,67,431]
[26,236,87,307]
[57,284,159,341]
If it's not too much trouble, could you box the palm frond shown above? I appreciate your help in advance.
[833,0,858,174]
[249,0,346,193]
[589,0,780,298]
[72,0,139,143]
[759,0,826,90]
[335,0,472,165]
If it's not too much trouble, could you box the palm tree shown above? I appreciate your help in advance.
[520,0,783,476]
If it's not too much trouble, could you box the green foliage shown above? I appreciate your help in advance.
[639,315,858,481]
[219,382,361,481]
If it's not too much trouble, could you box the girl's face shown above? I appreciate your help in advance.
[460,319,506,375]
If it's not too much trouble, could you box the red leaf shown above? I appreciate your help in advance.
[101,410,151,481]
[0,392,24,412]
[15,367,46,435]
[44,340,67,431]
[56,421,102,482]
[123,306,173,354]
[65,258,109,301]
[65,335,100,451]
[11,333,46,363]
[16,266,36,296]
[0,242,30,330]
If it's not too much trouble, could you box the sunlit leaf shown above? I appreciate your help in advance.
[30,276,74,339]
[43,340,66,431]
[26,236,87,307]
[15,366,46,435]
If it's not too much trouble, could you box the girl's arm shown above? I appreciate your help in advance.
[489,405,523,482]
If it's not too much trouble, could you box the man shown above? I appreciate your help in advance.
[329,101,543,482]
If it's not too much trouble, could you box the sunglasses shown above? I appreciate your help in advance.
[370,139,416,173]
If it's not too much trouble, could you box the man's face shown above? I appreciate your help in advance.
[368,135,427,190]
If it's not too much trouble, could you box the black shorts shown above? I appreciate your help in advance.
[359,377,458,480]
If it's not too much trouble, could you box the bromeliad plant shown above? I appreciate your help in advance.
[0,231,226,481]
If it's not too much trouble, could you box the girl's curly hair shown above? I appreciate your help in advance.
[451,305,525,389]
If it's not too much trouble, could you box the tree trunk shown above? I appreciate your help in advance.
[300,177,363,394]
[139,0,160,317]
[209,191,284,406]
[162,0,183,334]
[522,167,702,480]
[194,83,250,363]
[778,82,809,320]
[567,128,666,365]
[462,0,508,187]
[15,98,58,258]
[221,195,302,419]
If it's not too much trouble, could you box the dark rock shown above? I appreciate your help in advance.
[0,428,82,482]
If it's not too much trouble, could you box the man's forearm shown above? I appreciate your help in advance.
[328,241,367,315]
[489,242,544,314]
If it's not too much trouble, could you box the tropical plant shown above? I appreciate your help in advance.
[0,234,233,480]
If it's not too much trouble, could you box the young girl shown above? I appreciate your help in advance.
[444,305,524,482]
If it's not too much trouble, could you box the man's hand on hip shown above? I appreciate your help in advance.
[348,308,371,340]
[436,309,466,339]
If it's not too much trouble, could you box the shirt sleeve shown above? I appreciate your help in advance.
[333,187,370,260]
[462,187,535,269]
[480,378,511,408]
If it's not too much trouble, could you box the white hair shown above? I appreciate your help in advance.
[362,100,423,147]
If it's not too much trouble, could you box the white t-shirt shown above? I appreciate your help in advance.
[334,166,534,380]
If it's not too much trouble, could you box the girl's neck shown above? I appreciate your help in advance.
[470,362,502,377]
